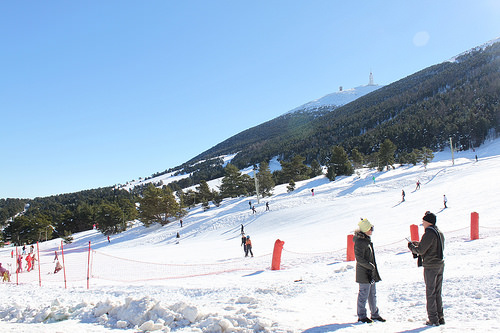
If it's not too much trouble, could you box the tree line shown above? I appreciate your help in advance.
[1,138,436,247]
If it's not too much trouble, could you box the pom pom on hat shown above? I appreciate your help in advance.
[358,218,373,233]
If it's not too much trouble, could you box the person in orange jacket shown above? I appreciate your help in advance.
[245,235,254,257]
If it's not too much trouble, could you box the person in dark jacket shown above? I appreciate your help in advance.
[241,233,247,254]
[408,211,445,326]
[354,218,385,323]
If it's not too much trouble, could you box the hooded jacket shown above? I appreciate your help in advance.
[409,225,444,268]
[353,231,381,284]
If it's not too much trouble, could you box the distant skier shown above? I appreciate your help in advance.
[372,176,376,184]
[241,224,244,234]
[311,189,315,196]
[416,180,421,190]
[180,219,183,227]
[107,235,110,243]
[266,202,269,211]
[443,195,447,208]
[402,190,405,202]
[248,201,252,210]
[252,206,256,214]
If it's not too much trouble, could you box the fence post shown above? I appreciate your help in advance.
[271,239,285,270]
[37,242,41,287]
[61,240,67,289]
[410,224,419,242]
[87,241,91,289]
[15,246,19,285]
[471,212,479,240]
[346,234,355,261]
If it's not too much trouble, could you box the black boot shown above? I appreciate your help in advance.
[358,317,373,323]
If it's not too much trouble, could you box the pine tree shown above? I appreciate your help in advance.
[287,179,296,193]
[219,164,250,198]
[95,202,125,234]
[309,159,323,177]
[138,184,180,226]
[378,139,397,171]
[351,148,364,169]
[257,161,275,197]
[279,155,311,184]
[196,180,213,204]
[328,146,354,178]
[421,147,434,169]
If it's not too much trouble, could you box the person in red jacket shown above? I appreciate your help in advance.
[26,254,33,272]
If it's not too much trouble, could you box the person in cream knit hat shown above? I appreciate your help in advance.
[353,218,385,323]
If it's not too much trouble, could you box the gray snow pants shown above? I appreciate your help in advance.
[357,283,380,319]
[424,265,444,323]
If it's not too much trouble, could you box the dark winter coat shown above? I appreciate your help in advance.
[408,225,444,268]
[353,231,381,284]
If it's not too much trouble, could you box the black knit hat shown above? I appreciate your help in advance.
[423,211,436,224]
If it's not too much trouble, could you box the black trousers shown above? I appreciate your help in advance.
[424,265,444,322]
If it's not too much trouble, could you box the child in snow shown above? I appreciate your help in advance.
[0,263,10,282]
[54,260,63,274]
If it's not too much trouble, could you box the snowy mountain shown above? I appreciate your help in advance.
[1,138,500,332]
[286,83,382,114]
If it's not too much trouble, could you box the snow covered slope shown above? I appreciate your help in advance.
[1,139,499,332]
[287,84,382,114]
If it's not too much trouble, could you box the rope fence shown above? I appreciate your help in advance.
[0,221,498,288]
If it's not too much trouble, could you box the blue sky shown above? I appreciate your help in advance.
[2,1,500,199]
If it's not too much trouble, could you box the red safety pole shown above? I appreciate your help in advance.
[87,241,91,289]
[37,242,41,287]
[15,246,19,285]
[471,212,479,240]
[271,239,285,270]
[410,224,419,242]
[346,234,355,261]
[61,240,67,289]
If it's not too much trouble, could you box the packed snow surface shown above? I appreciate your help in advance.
[1,138,500,332]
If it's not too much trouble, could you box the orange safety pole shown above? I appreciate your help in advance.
[271,239,285,270]
[346,234,355,261]
[61,240,67,289]
[87,241,91,289]
[37,242,41,287]
[410,224,420,242]
[471,212,479,240]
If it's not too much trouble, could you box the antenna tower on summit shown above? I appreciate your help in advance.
[369,71,374,85]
